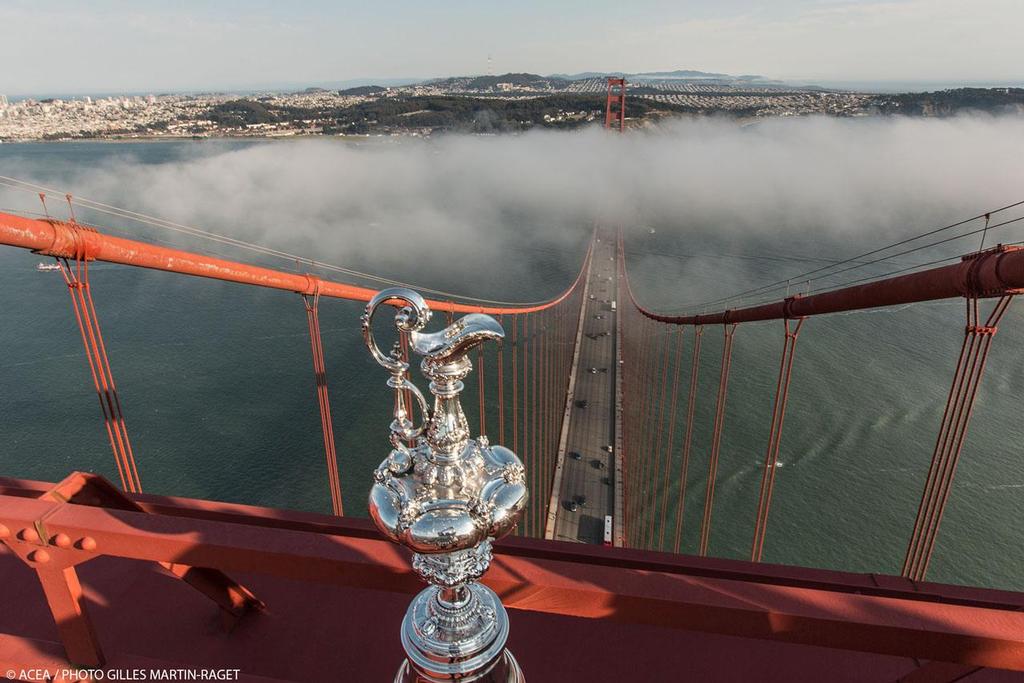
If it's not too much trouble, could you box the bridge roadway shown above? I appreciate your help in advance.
[547,233,620,544]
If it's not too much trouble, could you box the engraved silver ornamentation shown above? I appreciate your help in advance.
[363,288,527,683]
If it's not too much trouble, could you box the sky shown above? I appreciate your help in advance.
[1,0,1022,95]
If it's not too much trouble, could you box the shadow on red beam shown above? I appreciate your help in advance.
[1,476,1023,671]
[3,477,1017,612]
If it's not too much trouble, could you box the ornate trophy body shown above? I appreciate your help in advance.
[362,288,528,682]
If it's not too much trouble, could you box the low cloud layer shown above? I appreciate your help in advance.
[3,115,1024,301]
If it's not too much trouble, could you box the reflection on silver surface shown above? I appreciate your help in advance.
[362,288,527,682]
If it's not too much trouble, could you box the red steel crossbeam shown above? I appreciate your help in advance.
[1,473,263,666]
[2,475,1024,671]
[0,211,591,315]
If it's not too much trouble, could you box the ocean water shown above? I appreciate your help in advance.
[0,139,1022,593]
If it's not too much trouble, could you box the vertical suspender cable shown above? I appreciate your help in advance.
[477,346,486,436]
[647,324,674,548]
[751,317,805,562]
[536,313,544,536]
[537,310,546,527]
[629,317,649,545]
[57,255,142,494]
[511,314,521,536]
[512,315,519,455]
[632,314,651,546]
[699,323,737,556]
[658,327,686,550]
[635,318,658,544]
[303,287,344,516]
[641,321,667,546]
[673,325,704,553]
[497,315,506,445]
[903,295,1013,580]
[544,309,553,514]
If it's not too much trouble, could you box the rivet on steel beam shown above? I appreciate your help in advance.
[29,549,50,564]
[52,533,72,548]
[0,524,9,539]
[77,537,97,551]
[18,528,39,543]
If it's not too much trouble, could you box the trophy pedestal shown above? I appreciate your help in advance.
[393,583,525,683]
[396,651,525,683]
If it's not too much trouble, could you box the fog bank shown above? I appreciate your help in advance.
[2,115,1023,298]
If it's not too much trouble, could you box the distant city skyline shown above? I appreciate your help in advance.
[2,0,1022,96]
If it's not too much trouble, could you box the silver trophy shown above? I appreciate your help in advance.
[362,288,527,683]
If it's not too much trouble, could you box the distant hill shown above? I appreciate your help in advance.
[465,73,570,89]
[425,72,572,91]
[338,85,388,96]
[871,87,1024,116]
[550,69,744,81]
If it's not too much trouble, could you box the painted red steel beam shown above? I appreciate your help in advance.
[0,211,591,315]
[625,244,1024,325]
[2,478,1024,671]
[1,475,1020,612]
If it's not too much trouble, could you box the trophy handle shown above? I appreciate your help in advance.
[362,288,433,442]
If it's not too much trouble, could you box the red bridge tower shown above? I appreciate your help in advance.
[605,77,626,131]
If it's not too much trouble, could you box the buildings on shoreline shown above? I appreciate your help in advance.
[0,77,1018,141]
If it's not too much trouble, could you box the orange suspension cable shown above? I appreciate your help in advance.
[0,211,595,316]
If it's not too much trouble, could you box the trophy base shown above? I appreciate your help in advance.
[396,650,525,683]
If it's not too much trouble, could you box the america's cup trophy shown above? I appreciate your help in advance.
[362,288,528,682]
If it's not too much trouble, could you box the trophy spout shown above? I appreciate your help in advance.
[411,313,504,364]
